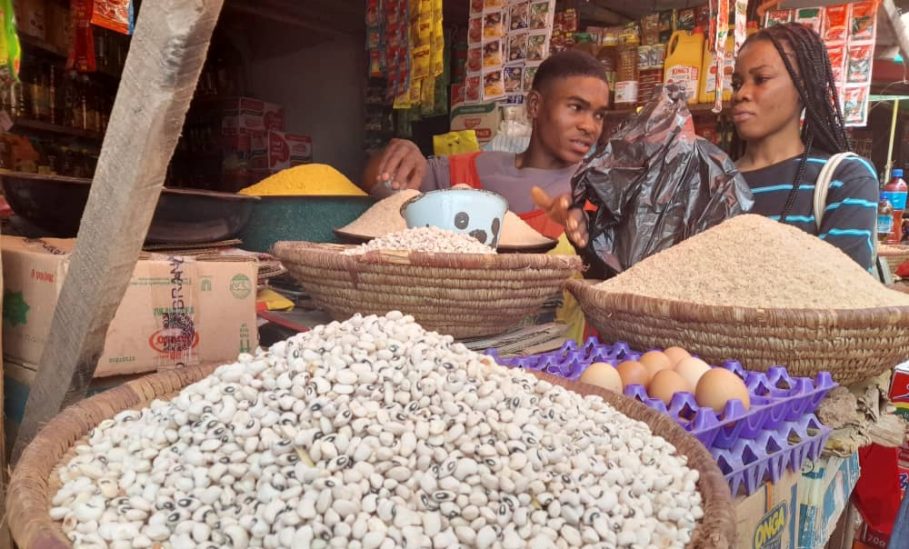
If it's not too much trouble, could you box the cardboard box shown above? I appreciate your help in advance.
[45,1,72,54]
[451,102,500,144]
[267,131,313,170]
[735,467,800,548]
[221,97,285,134]
[889,361,909,419]
[15,0,47,40]
[1,237,258,377]
[797,452,861,548]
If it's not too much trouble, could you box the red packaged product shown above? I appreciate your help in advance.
[850,1,878,42]
[92,0,130,34]
[848,44,873,83]
[68,0,97,73]
[823,4,849,42]
[827,45,846,82]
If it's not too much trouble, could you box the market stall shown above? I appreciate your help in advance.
[1,0,909,548]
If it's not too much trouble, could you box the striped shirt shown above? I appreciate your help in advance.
[741,152,879,271]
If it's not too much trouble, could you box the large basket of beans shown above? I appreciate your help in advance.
[8,312,734,549]
[273,235,582,339]
[569,215,909,386]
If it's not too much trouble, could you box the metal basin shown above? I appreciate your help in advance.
[0,170,259,244]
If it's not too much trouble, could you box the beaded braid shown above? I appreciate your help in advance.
[744,23,850,220]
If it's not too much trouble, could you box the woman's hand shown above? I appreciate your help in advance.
[531,186,589,247]
[375,138,427,191]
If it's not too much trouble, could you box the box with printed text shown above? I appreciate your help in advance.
[1,237,258,377]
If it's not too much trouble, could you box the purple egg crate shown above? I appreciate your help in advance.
[486,337,641,381]
[488,338,837,451]
[712,415,832,497]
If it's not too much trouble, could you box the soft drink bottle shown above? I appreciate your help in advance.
[882,168,908,243]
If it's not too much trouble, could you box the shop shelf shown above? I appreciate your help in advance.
[11,118,102,141]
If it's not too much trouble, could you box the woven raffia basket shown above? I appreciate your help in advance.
[272,241,583,339]
[879,245,909,279]
[568,279,909,385]
[6,365,735,549]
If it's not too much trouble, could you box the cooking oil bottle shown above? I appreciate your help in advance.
[663,27,704,105]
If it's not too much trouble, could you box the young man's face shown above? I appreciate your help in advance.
[528,75,610,165]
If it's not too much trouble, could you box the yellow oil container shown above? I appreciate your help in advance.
[663,27,705,105]
[699,27,735,104]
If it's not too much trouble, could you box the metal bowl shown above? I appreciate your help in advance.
[0,170,259,245]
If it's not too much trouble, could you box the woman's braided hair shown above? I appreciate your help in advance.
[744,22,851,219]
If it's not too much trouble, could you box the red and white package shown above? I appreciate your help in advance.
[842,85,869,126]
[91,0,130,34]
[847,44,874,83]
[850,1,877,42]
[827,45,846,83]
[823,4,849,43]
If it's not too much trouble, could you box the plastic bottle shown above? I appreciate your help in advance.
[614,43,639,107]
[663,27,704,105]
[881,168,908,243]
[698,26,735,104]
[597,44,617,106]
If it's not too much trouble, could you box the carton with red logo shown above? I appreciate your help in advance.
[890,361,909,419]
[450,102,500,144]
[267,131,313,170]
[221,97,285,134]
[0,236,258,377]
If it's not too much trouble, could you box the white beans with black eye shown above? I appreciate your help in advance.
[51,312,702,548]
[342,226,495,255]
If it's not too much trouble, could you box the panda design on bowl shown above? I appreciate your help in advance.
[401,188,509,249]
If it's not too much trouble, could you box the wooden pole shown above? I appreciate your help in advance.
[10,0,226,463]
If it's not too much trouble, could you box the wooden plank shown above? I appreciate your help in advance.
[10,0,226,463]
[881,0,909,63]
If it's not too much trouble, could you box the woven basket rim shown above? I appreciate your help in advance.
[878,244,909,257]
[567,279,909,329]
[7,365,733,549]
[273,240,584,271]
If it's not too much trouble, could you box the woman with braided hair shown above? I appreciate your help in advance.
[731,22,879,270]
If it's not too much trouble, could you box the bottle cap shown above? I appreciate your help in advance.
[893,168,904,178]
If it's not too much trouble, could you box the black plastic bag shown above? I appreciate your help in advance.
[572,85,754,278]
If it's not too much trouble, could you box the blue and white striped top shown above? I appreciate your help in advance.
[740,152,880,271]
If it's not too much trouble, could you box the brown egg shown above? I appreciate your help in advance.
[579,362,623,393]
[663,346,692,365]
[695,368,751,413]
[639,351,673,387]
[648,369,690,405]
[615,360,649,389]
[674,357,711,392]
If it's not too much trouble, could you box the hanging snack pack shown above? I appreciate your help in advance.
[793,8,823,35]
[571,85,754,277]
[465,0,555,104]
[823,4,849,42]
[847,44,873,83]
[68,0,96,72]
[91,0,131,34]
[0,0,21,85]
[850,1,877,41]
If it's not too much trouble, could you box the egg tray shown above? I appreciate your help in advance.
[486,337,837,450]
[713,414,831,497]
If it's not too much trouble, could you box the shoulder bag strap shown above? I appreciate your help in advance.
[813,152,855,231]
